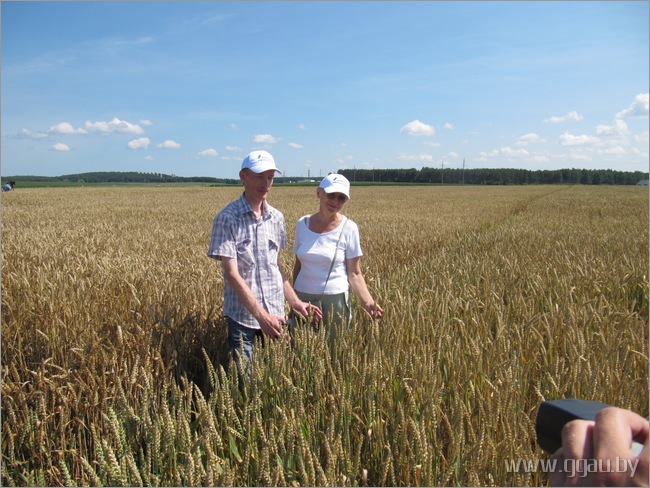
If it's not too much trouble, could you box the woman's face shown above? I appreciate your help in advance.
[317,187,348,214]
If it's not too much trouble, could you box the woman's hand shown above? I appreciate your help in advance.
[293,301,323,322]
[363,301,384,319]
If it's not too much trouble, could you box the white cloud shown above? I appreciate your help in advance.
[298,124,307,130]
[397,153,434,163]
[288,142,303,149]
[16,128,48,139]
[48,122,87,135]
[517,133,545,146]
[568,151,592,162]
[616,93,649,119]
[225,145,240,152]
[144,155,154,161]
[52,143,70,151]
[499,146,529,157]
[158,140,181,149]
[595,119,629,138]
[600,145,626,156]
[197,148,218,157]
[127,137,150,150]
[85,117,144,135]
[634,131,649,143]
[254,134,278,144]
[543,111,584,123]
[443,122,454,130]
[559,132,601,146]
[423,141,441,148]
[139,119,153,126]
[400,120,435,136]
[529,155,551,164]
[481,147,529,158]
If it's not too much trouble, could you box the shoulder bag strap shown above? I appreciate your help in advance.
[320,217,348,299]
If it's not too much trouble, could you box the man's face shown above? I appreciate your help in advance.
[240,169,276,201]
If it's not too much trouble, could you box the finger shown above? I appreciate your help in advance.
[562,419,594,462]
[593,407,649,458]
[265,325,279,339]
[271,320,282,338]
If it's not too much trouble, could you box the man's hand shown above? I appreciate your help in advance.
[222,257,286,340]
[550,407,649,487]
[257,313,286,340]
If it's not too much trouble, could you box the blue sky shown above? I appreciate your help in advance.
[2,1,648,179]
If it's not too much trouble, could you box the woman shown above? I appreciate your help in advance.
[292,174,383,346]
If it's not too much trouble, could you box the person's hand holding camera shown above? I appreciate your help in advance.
[550,407,649,486]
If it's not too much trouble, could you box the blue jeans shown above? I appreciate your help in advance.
[227,317,264,391]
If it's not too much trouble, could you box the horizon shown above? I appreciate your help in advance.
[2,2,648,179]
[3,166,648,182]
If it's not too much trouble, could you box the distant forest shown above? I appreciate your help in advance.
[2,168,649,186]
[339,167,649,185]
[1,172,240,185]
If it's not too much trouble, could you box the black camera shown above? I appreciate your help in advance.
[535,398,644,456]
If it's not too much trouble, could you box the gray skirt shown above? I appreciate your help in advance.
[295,289,351,327]
[294,290,351,350]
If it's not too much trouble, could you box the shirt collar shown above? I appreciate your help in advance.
[237,192,273,220]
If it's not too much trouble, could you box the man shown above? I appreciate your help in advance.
[208,150,320,386]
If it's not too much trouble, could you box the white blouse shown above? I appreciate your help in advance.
[293,215,363,295]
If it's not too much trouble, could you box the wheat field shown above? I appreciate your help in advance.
[1,184,648,487]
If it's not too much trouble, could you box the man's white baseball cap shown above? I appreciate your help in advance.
[319,173,350,199]
[241,150,282,174]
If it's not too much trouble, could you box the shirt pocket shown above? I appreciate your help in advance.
[236,239,255,269]
[267,238,280,266]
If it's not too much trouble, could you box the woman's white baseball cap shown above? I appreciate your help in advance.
[241,150,282,174]
[319,173,350,199]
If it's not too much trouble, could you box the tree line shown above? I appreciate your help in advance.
[1,171,324,186]
[3,168,648,186]
[1,172,240,185]
[338,167,649,185]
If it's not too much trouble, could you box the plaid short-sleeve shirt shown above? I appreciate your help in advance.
[208,193,287,329]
